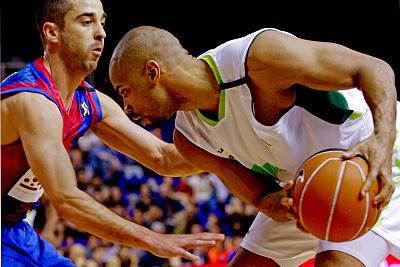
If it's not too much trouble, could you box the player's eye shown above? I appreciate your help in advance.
[82,20,93,25]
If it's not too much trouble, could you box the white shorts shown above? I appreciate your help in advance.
[241,164,400,266]
[241,104,400,266]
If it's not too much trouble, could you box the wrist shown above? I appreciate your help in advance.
[141,229,160,252]
[375,130,396,144]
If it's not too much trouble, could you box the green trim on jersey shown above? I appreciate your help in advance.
[202,55,224,84]
[295,85,356,124]
[251,162,284,178]
[194,55,226,126]
[348,111,363,120]
[396,159,400,169]
[194,90,226,126]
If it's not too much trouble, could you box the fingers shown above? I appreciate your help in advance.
[283,180,294,193]
[281,197,293,208]
[180,233,225,249]
[375,157,395,204]
[286,211,296,220]
[362,155,393,205]
[177,248,200,262]
[184,239,217,249]
[193,233,225,241]
[341,150,358,159]
[346,145,383,198]
[281,197,296,220]
[168,233,225,261]
[361,169,379,197]
[373,177,394,205]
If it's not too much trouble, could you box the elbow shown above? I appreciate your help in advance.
[51,196,69,219]
[49,189,78,219]
[376,59,395,82]
[149,143,184,177]
[150,154,171,176]
[150,156,191,177]
[361,58,395,84]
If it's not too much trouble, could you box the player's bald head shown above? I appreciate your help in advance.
[109,26,182,82]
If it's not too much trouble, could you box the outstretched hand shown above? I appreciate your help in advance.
[343,133,395,208]
[149,232,225,261]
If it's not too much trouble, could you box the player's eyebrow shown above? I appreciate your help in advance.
[75,12,107,20]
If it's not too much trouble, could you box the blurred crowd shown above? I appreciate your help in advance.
[27,120,258,267]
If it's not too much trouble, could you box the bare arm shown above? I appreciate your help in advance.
[10,93,222,260]
[39,193,60,244]
[174,130,293,221]
[248,30,397,204]
[90,90,201,176]
[249,30,396,134]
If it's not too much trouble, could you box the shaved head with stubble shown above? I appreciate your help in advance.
[109,26,190,127]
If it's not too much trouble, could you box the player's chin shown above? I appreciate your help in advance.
[86,61,99,73]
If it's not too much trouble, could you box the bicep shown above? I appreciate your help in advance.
[250,30,372,90]
[15,94,77,200]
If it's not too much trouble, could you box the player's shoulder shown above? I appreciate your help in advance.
[1,60,42,87]
[250,28,297,50]
[7,91,58,112]
[1,91,61,134]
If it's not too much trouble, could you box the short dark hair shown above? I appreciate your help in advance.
[35,0,73,45]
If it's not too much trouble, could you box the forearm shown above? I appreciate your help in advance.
[92,121,201,177]
[53,187,157,250]
[359,59,396,140]
[173,130,280,207]
[213,161,282,209]
[40,200,59,241]
[160,143,203,176]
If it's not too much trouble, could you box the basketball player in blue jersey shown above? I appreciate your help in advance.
[109,26,399,266]
[1,1,225,266]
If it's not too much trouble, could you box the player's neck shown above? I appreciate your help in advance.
[174,57,220,112]
[43,53,84,109]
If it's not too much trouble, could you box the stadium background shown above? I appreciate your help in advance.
[1,1,399,266]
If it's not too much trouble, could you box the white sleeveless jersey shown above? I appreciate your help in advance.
[175,28,373,182]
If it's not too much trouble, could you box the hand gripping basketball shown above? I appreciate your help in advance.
[292,149,382,242]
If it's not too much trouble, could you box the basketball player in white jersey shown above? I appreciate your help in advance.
[109,26,399,266]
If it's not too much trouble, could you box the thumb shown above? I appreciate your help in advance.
[283,180,294,196]
[342,151,358,159]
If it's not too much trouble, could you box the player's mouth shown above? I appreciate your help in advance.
[92,47,103,57]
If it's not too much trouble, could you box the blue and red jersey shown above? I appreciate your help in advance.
[1,57,102,222]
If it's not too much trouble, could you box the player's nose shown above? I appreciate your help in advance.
[141,118,152,126]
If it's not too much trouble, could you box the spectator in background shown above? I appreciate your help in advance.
[1,0,224,265]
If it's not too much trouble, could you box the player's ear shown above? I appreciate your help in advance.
[145,60,161,85]
[43,22,60,44]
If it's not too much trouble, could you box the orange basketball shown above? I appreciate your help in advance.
[292,149,382,242]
